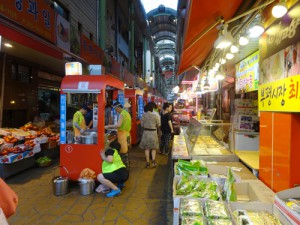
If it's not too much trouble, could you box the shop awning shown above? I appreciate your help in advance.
[61,75,124,93]
[177,0,243,75]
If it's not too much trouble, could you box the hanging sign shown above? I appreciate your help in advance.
[65,62,82,75]
[258,74,300,112]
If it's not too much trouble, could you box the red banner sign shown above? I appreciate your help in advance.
[80,34,104,64]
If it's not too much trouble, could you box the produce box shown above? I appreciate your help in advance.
[229,202,291,225]
[0,153,23,163]
[207,165,242,190]
[22,150,34,158]
[274,186,300,225]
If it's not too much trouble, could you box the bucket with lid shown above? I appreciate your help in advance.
[52,166,69,196]
[78,178,95,195]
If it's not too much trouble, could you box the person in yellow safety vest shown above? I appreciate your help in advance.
[73,104,89,142]
[105,101,131,170]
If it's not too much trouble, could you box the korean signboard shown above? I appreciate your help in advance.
[0,0,55,43]
[235,51,259,94]
[258,74,300,112]
[80,34,104,64]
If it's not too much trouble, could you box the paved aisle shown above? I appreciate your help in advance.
[6,147,173,225]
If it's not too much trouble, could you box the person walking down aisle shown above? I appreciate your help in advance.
[97,133,129,198]
[160,103,174,155]
[73,104,88,143]
[105,102,131,170]
[139,103,160,168]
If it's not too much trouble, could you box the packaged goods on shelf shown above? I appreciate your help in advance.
[205,200,231,220]
[173,176,222,209]
[180,199,204,217]
[181,215,205,225]
[174,160,208,177]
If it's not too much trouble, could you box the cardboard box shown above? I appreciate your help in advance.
[274,186,300,225]
[0,153,23,163]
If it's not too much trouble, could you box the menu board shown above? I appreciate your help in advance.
[235,51,259,94]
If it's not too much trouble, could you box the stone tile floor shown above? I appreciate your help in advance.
[6,147,174,225]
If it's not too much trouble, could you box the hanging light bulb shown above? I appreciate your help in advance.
[195,82,202,93]
[214,24,233,49]
[249,13,265,38]
[230,44,239,53]
[249,22,265,37]
[239,35,249,45]
[272,0,288,18]
[226,53,234,60]
[203,77,210,91]
[220,58,226,64]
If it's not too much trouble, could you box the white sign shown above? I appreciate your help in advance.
[78,82,89,90]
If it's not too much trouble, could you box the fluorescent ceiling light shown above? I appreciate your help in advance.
[272,1,287,18]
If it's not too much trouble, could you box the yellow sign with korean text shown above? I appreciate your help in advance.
[259,75,300,112]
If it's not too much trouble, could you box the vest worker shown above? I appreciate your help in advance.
[73,104,88,142]
[97,133,129,197]
[105,102,131,170]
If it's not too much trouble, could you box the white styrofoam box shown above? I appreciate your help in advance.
[273,205,294,225]
[234,132,259,151]
[274,186,300,225]
[241,180,275,203]
[173,209,179,225]
[234,182,260,202]
[228,202,292,225]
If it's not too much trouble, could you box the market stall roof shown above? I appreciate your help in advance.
[61,75,124,93]
[177,0,243,75]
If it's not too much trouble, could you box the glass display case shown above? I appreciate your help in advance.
[183,117,238,161]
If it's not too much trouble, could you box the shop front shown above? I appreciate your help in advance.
[60,74,124,180]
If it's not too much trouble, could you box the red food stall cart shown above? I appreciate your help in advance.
[124,89,143,145]
[60,75,124,180]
